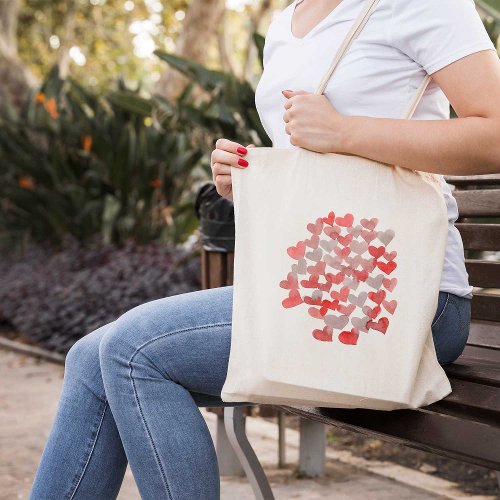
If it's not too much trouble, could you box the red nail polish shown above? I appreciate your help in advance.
[237,146,247,155]
[238,158,249,167]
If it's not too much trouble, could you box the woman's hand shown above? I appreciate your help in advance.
[282,89,347,154]
[211,138,255,202]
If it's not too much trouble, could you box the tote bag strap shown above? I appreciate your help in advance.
[313,0,430,120]
[312,0,437,181]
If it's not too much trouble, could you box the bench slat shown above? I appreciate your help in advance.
[466,260,500,288]
[443,357,500,387]
[468,320,500,350]
[456,223,500,251]
[427,379,500,426]
[445,174,500,186]
[453,189,500,217]
[278,404,500,470]
[471,292,500,322]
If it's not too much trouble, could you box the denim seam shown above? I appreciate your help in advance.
[67,401,108,500]
[126,322,232,499]
[431,292,450,329]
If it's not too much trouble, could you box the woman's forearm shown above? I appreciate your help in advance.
[340,114,500,176]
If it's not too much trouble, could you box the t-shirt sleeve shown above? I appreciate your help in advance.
[389,0,497,75]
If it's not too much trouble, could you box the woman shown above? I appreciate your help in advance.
[30,0,500,499]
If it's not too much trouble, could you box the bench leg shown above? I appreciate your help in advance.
[215,413,246,476]
[298,418,326,478]
[223,406,275,500]
[278,410,286,468]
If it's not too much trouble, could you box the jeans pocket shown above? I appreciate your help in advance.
[431,292,450,329]
[431,293,471,365]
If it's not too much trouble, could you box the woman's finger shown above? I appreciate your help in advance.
[212,149,248,168]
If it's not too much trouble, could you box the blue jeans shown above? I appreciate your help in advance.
[29,286,471,499]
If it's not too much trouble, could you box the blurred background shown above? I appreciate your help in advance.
[0,0,498,354]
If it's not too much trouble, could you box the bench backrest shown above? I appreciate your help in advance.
[444,174,500,359]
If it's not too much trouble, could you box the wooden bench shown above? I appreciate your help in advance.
[199,175,500,499]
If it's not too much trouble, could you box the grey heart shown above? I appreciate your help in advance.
[348,291,368,307]
[366,273,384,290]
[352,316,369,333]
[319,239,337,252]
[343,277,360,291]
[324,314,349,330]
[346,255,362,269]
[378,229,395,246]
[347,225,363,238]
[291,258,307,275]
[311,290,323,301]
[306,248,323,262]
[324,254,343,270]
[350,240,368,255]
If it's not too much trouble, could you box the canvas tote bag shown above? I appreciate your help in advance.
[220,0,452,410]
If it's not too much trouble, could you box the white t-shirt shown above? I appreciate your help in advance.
[254,0,497,298]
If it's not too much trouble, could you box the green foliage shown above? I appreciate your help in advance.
[0,40,269,251]
[153,49,271,148]
[0,65,206,249]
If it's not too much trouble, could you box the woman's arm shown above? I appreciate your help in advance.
[341,50,500,176]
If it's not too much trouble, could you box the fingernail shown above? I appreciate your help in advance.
[238,158,249,167]
[282,89,293,94]
[237,146,247,155]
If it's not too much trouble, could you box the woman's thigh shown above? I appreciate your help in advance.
[98,284,251,406]
[431,291,472,365]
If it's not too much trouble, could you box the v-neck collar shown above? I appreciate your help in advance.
[288,0,350,42]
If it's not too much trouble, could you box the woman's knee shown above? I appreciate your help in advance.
[64,323,111,400]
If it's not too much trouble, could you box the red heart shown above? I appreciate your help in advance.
[308,306,324,319]
[360,218,378,231]
[382,277,398,292]
[287,241,306,260]
[304,295,322,306]
[336,213,354,227]
[365,305,381,319]
[338,329,359,345]
[337,234,353,247]
[322,211,335,226]
[324,225,341,239]
[307,218,323,235]
[382,299,398,315]
[279,272,298,290]
[305,234,320,249]
[384,250,397,261]
[338,303,355,316]
[377,261,397,275]
[301,274,320,288]
[325,272,345,285]
[330,286,349,302]
[307,261,326,275]
[353,269,368,282]
[320,299,339,316]
[368,245,385,259]
[368,289,386,305]
[282,289,302,308]
[318,281,333,293]
[367,317,389,334]
[313,326,333,342]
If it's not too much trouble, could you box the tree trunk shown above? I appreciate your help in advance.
[154,0,226,101]
[0,0,37,114]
